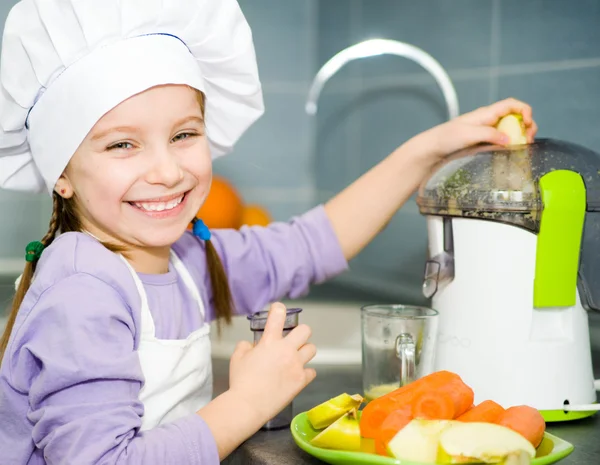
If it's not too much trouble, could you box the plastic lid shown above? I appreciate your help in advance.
[416,138,600,231]
[247,307,302,331]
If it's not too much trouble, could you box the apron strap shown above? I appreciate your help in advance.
[169,250,207,321]
[119,250,209,341]
[119,254,156,339]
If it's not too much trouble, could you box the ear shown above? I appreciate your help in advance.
[54,174,74,199]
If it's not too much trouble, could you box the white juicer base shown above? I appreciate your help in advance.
[428,217,597,412]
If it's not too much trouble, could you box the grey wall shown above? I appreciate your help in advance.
[0,0,30,311]
[213,0,319,221]
[315,0,600,302]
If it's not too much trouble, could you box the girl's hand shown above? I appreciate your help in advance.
[197,303,316,460]
[410,97,538,167]
[228,302,317,424]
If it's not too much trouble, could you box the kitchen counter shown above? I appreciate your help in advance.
[215,352,600,465]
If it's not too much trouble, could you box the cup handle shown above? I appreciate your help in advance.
[395,333,416,386]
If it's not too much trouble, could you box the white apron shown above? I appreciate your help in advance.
[120,250,213,431]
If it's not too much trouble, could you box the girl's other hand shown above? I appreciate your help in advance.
[228,302,317,424]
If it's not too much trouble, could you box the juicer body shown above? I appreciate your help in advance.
[426,216,597,411]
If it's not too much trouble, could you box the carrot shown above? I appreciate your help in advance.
[412,378,474,420]
[448,379,475,417]
[360,388,418,439]
[463,403,475,413]
[495,405,546,448]
[455,403,475,419]
[411,391,456,419]
[457,400,505,423]
[374,438,389,457]
[360,397,402,438]
[360,371,465,438]
[373,407,412,456]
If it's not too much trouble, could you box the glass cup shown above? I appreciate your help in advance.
[361,305,439,402]
[247,307,303,430]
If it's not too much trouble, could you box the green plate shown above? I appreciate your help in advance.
[291,411,574,465]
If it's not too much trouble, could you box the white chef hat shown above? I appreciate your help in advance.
[0,0,264,194]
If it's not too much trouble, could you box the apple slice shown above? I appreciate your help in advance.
[496,114,527,146]
[310,409,361,452]
[499,450,533,465]
[494,113,533,191]
[387,419,453,463]
[360,437,376,454]
[437,421,536,463]
[307,393,363,430]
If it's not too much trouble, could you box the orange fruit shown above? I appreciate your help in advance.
[195,176,244,229]
[241,204,272,227]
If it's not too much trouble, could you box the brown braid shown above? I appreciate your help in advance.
[204,239,234,335]
[193,89,234,333]
[0,193,62,362]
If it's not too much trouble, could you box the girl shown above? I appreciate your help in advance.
[0,0,538,463]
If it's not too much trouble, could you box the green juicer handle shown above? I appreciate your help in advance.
[534,170,586,308]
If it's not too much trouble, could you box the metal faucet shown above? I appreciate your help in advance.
[305,39,460,121]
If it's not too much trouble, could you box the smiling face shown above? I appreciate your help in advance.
[55,85,211,252]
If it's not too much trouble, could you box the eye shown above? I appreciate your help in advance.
[106,141,134,151]
[172,132,198,143]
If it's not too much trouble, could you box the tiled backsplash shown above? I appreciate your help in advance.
[0,0,31,311]
[212,0,318,216]
[1,0,600,306]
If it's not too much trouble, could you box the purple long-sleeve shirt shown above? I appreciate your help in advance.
[0,205,348,465]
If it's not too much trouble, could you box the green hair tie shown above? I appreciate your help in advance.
[25,241,45,262]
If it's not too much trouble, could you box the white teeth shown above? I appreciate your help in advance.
[134,195,183,212]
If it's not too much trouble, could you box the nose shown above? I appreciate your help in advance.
[145,146,184,187]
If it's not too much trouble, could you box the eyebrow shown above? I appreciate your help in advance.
[91,115,205,141]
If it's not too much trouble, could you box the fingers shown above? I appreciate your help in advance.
[463,97,534,127]
[493,97,533,126]
[285,323,313,350]
[486,98,533,126]
[304,367,317,384]
[230,340,253,365]
[260,302,287,342]
[462,125,510,147]
[460,117,541,148]
[526,119,539,143]
[298,343,317,365]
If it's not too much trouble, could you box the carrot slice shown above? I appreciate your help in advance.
[374,438,389,457]
[411,391,456,419]
[457,400,505,423]
[411,378,474,420]
[360,397,402,438]
[448,379,475,418]
[360,371,465,438]
[360,387,420,438]
[495,405,546,448]
[373,407,412,456]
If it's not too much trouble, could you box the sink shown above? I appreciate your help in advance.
[210,300,363,365]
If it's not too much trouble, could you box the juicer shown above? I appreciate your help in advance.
[416,138,600,422]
